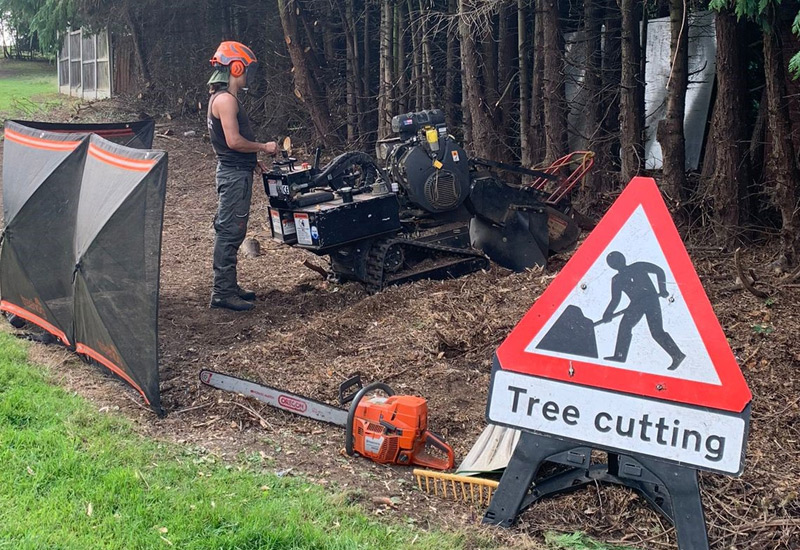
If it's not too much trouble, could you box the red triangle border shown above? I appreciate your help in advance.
[496,177,752,413]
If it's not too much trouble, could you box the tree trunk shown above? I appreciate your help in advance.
[601,0,621,184]
[299,6,325,71]
[342,0,358,142]
[378,0,395,139]
[581,0,603,190]
[481,16,499,111]
[498,2,515,139]
[322,21,336,69]
[541,0,567,163]
[655,0,688,202]
[352,0,363,140]
[459,0,501,158]
[704,9,750,247]
[763,20,799,263]
[639,4,648,115]
[218,0,232,39]
[529,0,546,162]
[396,1,408,113]
[519,0,531,166]
[408,0,422,109]
[619,0,643,182]
[445,0,459,129]
[419,1,437,108]
[362,3,372,135]
[125,6,151,83]
[277,0,336,146]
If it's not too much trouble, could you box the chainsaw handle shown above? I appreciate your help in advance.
[338,374,363,406]
[412,430,455,471]
[345,382,395,456]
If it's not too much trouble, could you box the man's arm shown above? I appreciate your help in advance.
[213,93,277,155]
[645,262,669,297]
[602,276,622,321]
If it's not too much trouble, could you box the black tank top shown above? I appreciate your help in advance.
[207,90,258,169]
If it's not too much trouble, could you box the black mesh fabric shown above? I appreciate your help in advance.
[1,121,89,344]
[72,136,167,414]
[10,119,156,149]
[1,122,168,415]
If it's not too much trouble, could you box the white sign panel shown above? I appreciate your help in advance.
[488,370,746,474]
[525,205,719,385]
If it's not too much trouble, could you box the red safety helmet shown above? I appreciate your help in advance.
[210,41,259,87]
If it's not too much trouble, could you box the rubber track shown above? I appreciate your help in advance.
[364,237,489,293]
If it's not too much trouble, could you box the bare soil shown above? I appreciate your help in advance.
[2,100,799,549]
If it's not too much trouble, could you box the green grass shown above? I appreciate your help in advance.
[0,331,479,550]
[545,532,637,550]
[0,58,64,119]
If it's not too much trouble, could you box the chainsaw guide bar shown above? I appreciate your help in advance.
[199,369,350,427]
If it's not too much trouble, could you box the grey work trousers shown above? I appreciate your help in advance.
[212,164,253,299]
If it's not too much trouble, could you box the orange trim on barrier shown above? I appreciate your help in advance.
[75,343,150,405]
[4,128,82,152]
[88,144,157,172]
[0,300,70,345]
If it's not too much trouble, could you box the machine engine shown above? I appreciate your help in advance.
[381,110,471,214]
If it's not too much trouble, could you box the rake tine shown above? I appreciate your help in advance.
[412,469,499,506]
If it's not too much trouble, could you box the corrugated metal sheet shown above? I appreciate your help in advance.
[643,11,717,171]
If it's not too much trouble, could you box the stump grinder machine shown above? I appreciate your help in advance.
[263,109,594,292]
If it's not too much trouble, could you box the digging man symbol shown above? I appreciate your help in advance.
[600,251,686,371]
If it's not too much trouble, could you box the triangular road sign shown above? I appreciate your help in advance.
[497,177,751,413]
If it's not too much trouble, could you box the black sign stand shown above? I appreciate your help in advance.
[483,431,710,550]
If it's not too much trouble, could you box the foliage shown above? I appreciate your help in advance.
[0,331,474,550]
[29,0,74,50]
[545,531,637,550]
[0,0,76,52]
[710,0,800,78]
[791,11,800,77]
[751,323,774,334]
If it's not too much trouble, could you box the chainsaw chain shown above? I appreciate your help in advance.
[364,236,488,294]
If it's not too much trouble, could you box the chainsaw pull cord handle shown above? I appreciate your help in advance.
[345,382,395,457]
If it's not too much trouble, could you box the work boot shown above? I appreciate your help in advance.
[667,352,686,371]
[210,295,255,312]
[236,286,257,301]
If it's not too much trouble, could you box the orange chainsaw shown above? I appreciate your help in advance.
[199,370,455,470]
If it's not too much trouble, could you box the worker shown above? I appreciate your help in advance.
[206,41,277,311]
[601,251,686,370]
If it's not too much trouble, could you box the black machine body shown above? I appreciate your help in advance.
[262,109,594,292]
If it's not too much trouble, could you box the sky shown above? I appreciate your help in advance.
[0,17,15,47]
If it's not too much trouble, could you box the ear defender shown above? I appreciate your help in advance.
[230,60,245,78]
